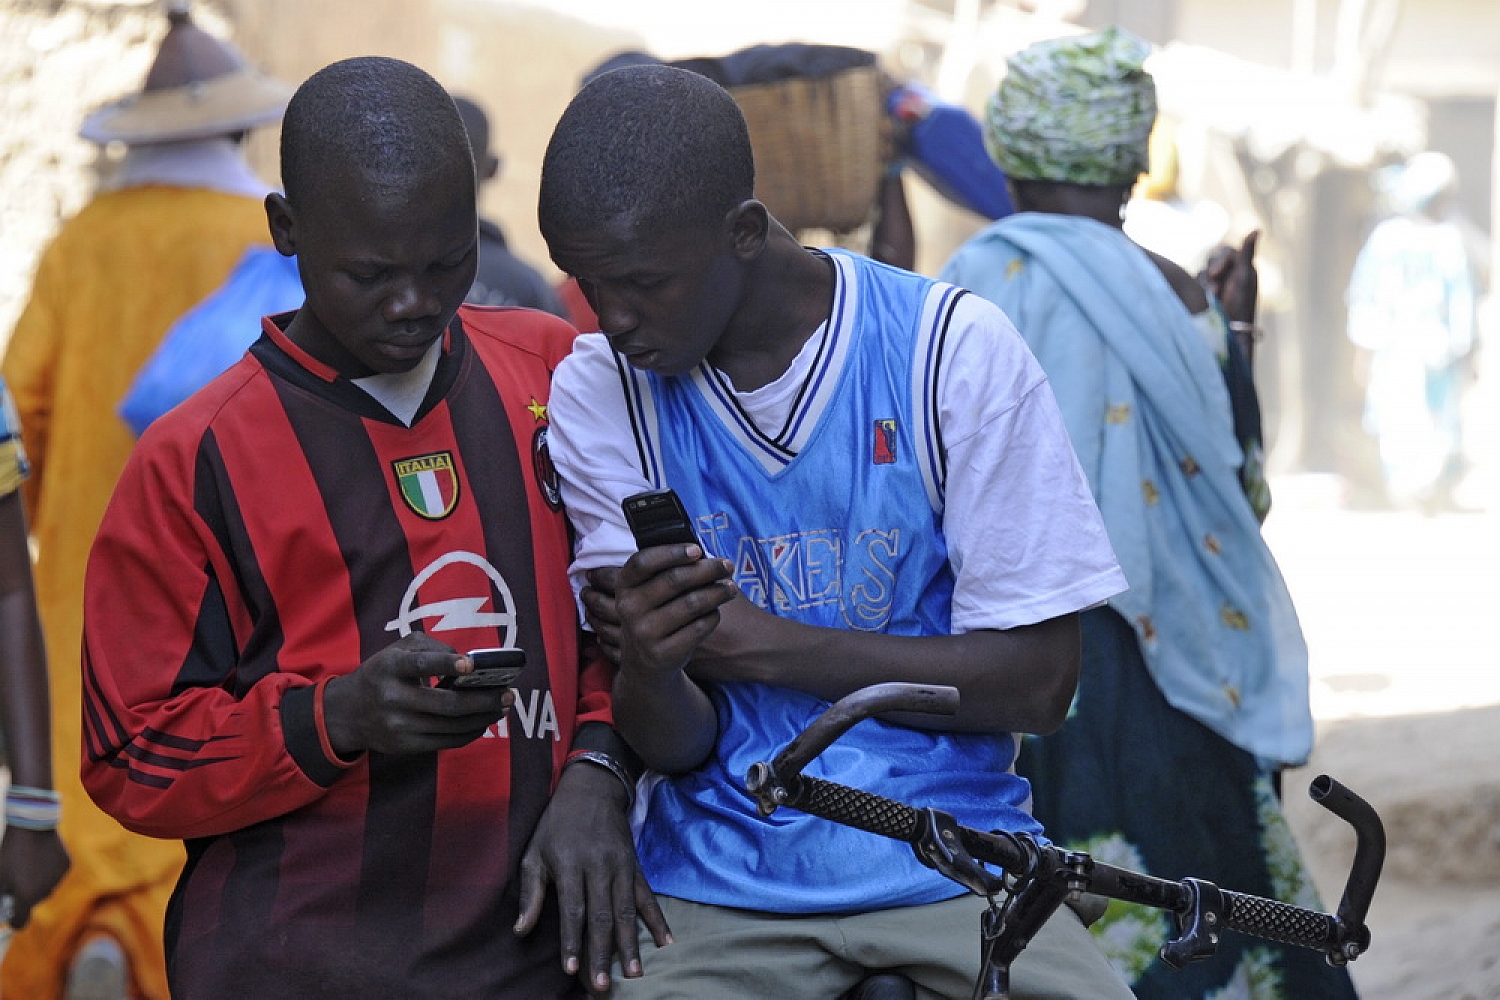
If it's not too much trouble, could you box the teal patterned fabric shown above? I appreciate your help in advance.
[984,26,1156,186]
[1018,609,1362,1000]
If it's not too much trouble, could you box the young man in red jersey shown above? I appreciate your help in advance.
[79,57,663,998]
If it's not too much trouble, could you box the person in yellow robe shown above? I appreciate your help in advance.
[0,6,290,997]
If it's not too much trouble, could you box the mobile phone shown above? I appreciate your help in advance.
[445,647,526,689]
[622,488,699,549]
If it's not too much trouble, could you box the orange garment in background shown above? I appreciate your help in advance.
[2,185,272,1000]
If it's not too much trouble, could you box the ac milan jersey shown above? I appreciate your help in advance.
[81,307,609,998]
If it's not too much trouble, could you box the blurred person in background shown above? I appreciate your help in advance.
[452,94,569,318]
[1346,150,1479,513]
[940,27,1358,998]
[1123,119,1231,280]
[0,5,290,996]
[1,374,71,951]
[555,45,1014,333]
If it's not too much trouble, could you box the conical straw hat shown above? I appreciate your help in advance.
[79,4,291,145]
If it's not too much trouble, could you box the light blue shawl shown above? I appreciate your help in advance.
[941,212,1312,766]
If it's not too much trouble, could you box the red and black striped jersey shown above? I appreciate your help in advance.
[82,306,610,998]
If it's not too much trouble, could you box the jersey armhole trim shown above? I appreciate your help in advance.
[914,285,968,513]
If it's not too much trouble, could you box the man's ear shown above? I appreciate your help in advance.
[727,199,769,259]
[264,192,298,257]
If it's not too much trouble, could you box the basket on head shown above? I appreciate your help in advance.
[730,65,890,236]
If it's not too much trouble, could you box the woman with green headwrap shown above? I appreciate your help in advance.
[940,27,1360,1000]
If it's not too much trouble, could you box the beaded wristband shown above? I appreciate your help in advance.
[563,750,635,808]
[5,784,61,831]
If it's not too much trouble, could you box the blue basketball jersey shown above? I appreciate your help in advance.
[619,251,1043,913]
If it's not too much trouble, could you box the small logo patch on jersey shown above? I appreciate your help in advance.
[872,419,898,465]
[393,451,461,520]
[533,426,562,511]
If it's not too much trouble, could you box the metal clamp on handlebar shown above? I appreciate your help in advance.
[745,760,797,818]
[1160,877,1227,969]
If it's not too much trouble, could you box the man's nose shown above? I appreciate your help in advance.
[592,286,637,337]
[383,277,442,321]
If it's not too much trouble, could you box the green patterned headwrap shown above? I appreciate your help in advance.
[984,26,1157,186]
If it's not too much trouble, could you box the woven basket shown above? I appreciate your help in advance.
[730,65,889,235]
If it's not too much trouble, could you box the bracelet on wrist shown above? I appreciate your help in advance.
[569,722,643,782]
[5,784,61,832]
[1227,319,1262,342]
[563,749,636,808]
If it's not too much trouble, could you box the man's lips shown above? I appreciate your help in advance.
[379,329,443,353]
[613,340,661,368]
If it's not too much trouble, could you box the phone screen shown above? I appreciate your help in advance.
[445,647,525,689]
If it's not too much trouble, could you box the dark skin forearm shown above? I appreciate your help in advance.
[593,555,1081,775]
[0,490,52,790]
[691,597,1080,734]
[1201,231,1261,365]
[870,171,917,271]
[611,662,719,775]
[0,489,70,929]
[604,547,737,774]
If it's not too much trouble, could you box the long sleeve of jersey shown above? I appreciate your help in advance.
[81,415,338,840]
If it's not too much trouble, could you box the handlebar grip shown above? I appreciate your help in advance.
[1223,890,1340,950]
[793,775,924,844]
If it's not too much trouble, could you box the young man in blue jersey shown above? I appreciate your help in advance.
[539,64,1134,998]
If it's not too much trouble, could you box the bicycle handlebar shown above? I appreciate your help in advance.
[761,681,961,789]
[745,682,1382,973]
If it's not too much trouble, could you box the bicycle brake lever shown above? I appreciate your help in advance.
[913,809,1007,897]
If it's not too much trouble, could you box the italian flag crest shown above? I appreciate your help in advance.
[393,451,460,520]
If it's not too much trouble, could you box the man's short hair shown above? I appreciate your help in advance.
[539,64,755,236]
[280,56,472,209]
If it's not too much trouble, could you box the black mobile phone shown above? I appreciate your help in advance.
[622,488,699,549]
[445,647,526,689]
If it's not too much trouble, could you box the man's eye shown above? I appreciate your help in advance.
[348,270,385,285]
[632,276,666,291]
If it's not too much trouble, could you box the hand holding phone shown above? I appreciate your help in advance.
[622,488,698,550]
[444,647,526,689]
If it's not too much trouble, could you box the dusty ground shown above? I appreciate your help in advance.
[1284,709,1500,1000]
[1267,476,1500,1000]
